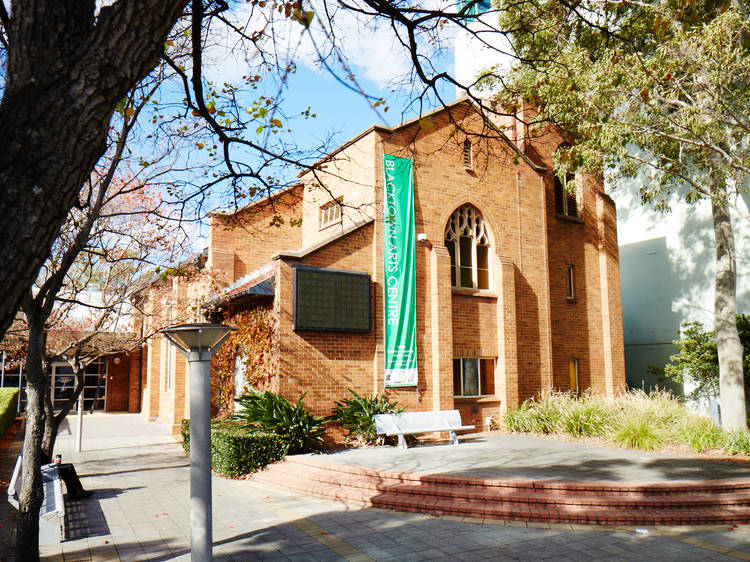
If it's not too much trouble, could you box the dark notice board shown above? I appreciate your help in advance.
[293,266,371,332]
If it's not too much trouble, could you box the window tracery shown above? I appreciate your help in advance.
[444,205,490,289]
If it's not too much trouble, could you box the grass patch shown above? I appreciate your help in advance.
[504,389,749,456]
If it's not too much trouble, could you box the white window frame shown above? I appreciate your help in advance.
[453,357,496,397]
[444,205,491,290]
[319,197,342,228]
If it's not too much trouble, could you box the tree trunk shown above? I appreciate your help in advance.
[711,177,747,431]
[16,304,48,562]
[0,0,188,340]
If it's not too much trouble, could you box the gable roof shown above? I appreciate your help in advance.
[213,98,547,224]
[299,97,546,179]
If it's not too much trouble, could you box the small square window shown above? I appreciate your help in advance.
[319,198,342,228]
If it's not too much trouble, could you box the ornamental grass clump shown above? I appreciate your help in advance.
[611,416,665,451]
[234,390,326,454]
[329,389,403,447]
[504,391,571,434]
[674,417,723,452]
[560,396,613,438]
[616,388,687,427]
[722,429,750,455]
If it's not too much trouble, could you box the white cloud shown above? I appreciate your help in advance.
[202,0,452,89]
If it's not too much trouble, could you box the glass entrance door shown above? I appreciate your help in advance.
[51,360,107,412]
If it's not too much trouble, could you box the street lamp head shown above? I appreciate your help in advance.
[161,323,235,358]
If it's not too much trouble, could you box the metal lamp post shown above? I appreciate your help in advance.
[161,323,235,562]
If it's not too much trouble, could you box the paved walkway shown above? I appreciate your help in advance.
[0,414,747,561]
[305,433,750,483]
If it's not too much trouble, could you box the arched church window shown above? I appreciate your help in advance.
[444,205,490,289]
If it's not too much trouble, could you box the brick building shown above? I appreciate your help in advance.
[139,99,626,435]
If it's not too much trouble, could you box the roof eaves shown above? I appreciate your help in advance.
[274,218,375,260]
[208,184,302,218]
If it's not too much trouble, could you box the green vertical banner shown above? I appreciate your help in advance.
[382,154,418,387]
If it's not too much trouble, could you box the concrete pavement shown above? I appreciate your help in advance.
[0,413,749,561]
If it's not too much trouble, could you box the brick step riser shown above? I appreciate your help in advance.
[287,458,750,495]
[252,470,750,526]
[267,464,750,509]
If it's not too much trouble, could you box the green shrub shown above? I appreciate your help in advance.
[0,388,18,438]
[181,419,286,477]
[330,390,403,446]
[611,417,664,451]
[181,419,237,454]
[234,390,326,454]
[722,429,750,455]
[674,417,723,452]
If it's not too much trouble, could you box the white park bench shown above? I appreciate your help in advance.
[8,453,66,545]
[374,409,475,449]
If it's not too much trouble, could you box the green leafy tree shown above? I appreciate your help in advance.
[487,0,750,429]
[663,315,750,407]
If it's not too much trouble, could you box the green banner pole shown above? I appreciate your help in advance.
[382,154,418,387]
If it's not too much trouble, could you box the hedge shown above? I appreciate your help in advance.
[181,419,286,478]
[0,388,18,438]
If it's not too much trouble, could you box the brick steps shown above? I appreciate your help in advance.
[251,456,750,526]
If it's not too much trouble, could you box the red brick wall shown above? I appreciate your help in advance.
[208,187,304,282]
[276,223,379,418]
[139,101,626,441]
[269,101,624,431]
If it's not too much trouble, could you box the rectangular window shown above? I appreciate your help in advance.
[162,335,174,393]
[445,239,457,287]
[566,265,575,300]
[555,174,580,218]
[453,357,496,397]
[476,245,489,290]
[569,359,579,393]
[319,198,342,228]
[463,140,473,169]
[459,236,473,288]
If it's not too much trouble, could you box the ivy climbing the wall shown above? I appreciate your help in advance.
[214,307,277,418]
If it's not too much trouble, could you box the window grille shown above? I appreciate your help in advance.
[444,204,490,289]
[463,140,473,169]
[554,145,580,218]
[319,198,342,228]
